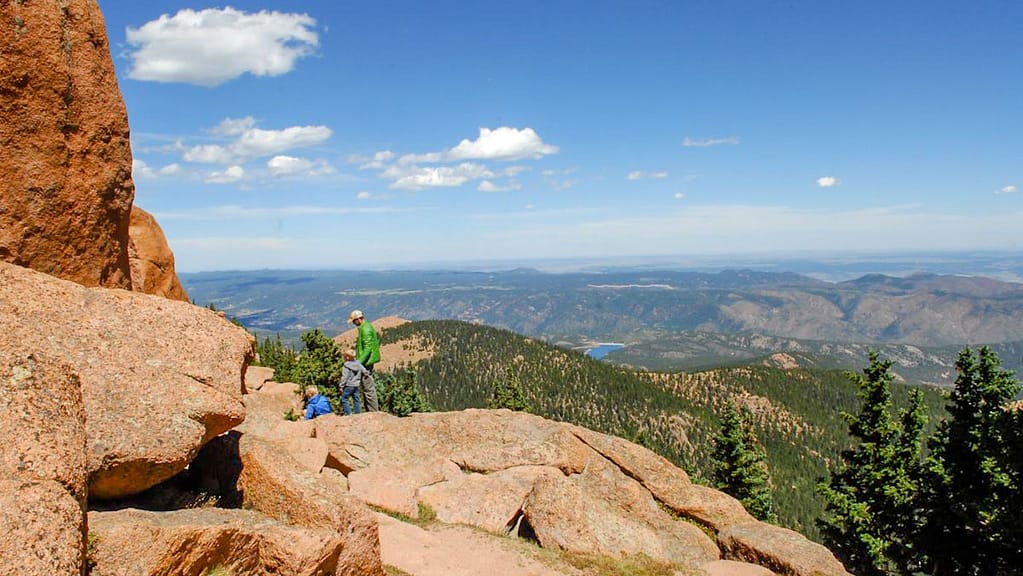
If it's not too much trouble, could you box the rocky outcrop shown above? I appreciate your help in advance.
[127,206,188,302]
[719,522,849,576]
[0,261,253,499]
[88,508,348,576]
[0,0,134,289]
[315,409,849,576]
[237,435,384,576]
[0,349,88,576]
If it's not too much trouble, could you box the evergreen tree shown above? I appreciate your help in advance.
[378,367,432,417]
[291,329,344,407]
[817,352,926,576]
[713,401,776,522]
[919,347,1022,576]
[487,369,531,411]
[255,333,299,383]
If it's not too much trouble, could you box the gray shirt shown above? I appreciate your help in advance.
[340,359,368,389]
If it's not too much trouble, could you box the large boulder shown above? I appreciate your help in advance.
[237,435,384,576]
[127,206,188,302]
[234,380,309,440]
[418,465,563,533]
[88,508,348,576]
[0,262,253,499]
[719,522,850,576]
[0,0,134,289]
[315,409,590,475]
[521,450,720,567]
[0,349,88,575]
[568,424,754,530]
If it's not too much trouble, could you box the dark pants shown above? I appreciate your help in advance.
[362,363,379,411]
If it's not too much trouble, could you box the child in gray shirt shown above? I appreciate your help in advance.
[339,348,367,415]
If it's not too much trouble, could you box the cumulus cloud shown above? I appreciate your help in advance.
[384,163,494,190]
[266,155,333,178]
[352,151,395,170]
[178,120,332,166]
[159,163,182,176]
[996,184,1017,195]
[816,176,840,188]
[478,180,522,192]
[233,126,332,158]
[183,143,234,164]
[134,159,184,179]
[125,8,318,86]
[206,165,245,184]
[356,127,555,190]
[133,159,156,179]
[683,136,740,147]
[209,116,257,136]
[448,127,559,161]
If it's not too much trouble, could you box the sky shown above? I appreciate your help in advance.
[95,0,1023,272]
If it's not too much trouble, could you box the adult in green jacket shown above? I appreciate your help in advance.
[349,309,380,411]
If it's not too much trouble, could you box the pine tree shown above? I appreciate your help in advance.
[291,329,345,408]
[487,369,530,411]
[378,367,432,417]
[919,347,1021,576]
[255,333,299,382]
[817,352,926,576]
[713,401,776,522]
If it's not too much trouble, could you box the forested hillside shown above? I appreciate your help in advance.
[378,320,947,539]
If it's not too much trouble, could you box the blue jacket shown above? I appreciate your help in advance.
[304,394,333,419]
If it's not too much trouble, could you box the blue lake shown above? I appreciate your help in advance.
[585,343,625,360]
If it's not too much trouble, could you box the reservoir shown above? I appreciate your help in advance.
[585,343,625,360]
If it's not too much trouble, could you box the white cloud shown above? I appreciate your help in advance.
[205,165,245,184]
[478,180,522,192]
[267,155,311,176]
[209,116,257,136]
[384,162,494,190]
[266,155,333,177]
[996,185,1018,195]
[159,163,182,176]
[627,171,643,181]
[651,171,668,179]
[133,159,156,179]
[178,121,332,166]
[448,127,559,161]
[183,143,234,164]
[232,126,332,158]
[674,193,686,199]
[125,8,318,86]
[682,136,740,147]
[134,159,184,179]
[816,176,840,188]
[353,151,395,170]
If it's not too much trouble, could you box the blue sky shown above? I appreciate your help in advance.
[97,1,1022,272]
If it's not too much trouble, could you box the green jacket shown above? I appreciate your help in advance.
[356,321,381,366]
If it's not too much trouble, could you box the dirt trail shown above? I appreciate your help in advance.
[375,512,580,576]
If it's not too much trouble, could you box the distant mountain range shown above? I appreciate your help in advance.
[182,266,1023,385]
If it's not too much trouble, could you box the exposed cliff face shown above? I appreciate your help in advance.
[0,0,134,289]
[129,206,189,302]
